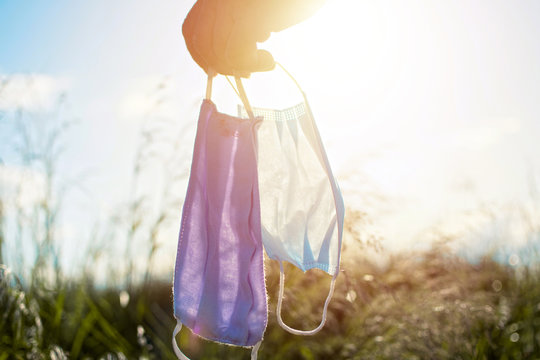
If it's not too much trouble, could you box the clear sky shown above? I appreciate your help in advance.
[1,0,540,276]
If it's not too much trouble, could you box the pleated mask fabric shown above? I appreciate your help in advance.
[172,99,267,350]
[239,92,345,277]
[238,66,344,336]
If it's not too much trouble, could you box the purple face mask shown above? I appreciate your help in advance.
[172,95,267,357]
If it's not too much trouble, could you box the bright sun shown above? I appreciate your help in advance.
[208,0,529,251]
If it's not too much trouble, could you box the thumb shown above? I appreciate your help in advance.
[231,49,275,78]
[254,49,276,72]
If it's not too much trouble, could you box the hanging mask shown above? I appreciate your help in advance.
[173,66,344,359]
[239,65,345,335]
[172,75,267,359]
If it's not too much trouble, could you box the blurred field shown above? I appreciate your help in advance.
[2,223,540,359]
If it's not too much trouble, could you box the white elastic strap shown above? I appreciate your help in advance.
[211,74,253,121]
[276,261,337,336]
[275,62,305,97]
[172,321,190,360]
[205,76,212,100]
[205,69,216,100]
[172,320,262,359]
[234,76,255,120]
[225,76,242,99]
[251,340,262,360]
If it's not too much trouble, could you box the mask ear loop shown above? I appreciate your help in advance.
[275,62,306,96]
[251,341,262,360]
[276,261,337,336]
[205,68,216,100]
[173,315,262,360]
[208,71,255,122]
[234,75,256,121]
[172,321,190,360]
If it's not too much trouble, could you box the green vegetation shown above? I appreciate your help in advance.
[1,240,540,359]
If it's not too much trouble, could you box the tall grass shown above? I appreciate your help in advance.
[3,241,540,359]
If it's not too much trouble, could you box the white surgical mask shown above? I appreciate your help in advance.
[238,64,345,335]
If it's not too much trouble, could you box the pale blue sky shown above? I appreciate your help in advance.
[1,0,540,276]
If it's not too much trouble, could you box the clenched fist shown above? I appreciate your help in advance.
[182,0,325,77]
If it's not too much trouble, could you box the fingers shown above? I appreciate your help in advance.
[184,0,317,77]
[182,0,212,73]
[224,11,275,77]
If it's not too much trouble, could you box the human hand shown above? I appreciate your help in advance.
[182,0,325,77]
